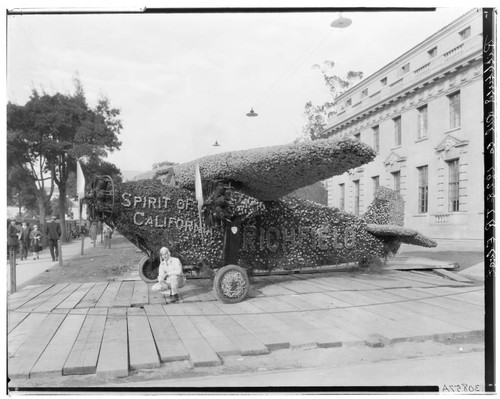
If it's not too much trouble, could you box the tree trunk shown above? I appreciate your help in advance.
[59,186,68,243]
[38,197,47,248]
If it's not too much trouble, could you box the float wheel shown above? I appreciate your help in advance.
[138,256,159,283]
[213,264,250,304]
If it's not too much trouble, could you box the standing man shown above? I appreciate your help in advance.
[103,223,113,249]
[19,222,31,261]
[45,215,61,262]
[7,219,19,256]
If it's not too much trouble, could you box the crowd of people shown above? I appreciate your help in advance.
[6,218,115,262]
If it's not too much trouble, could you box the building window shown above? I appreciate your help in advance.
[418,166,428,213]
[339,183,345,210]
[417,105,428,139]
[372,125,380,153]
[353,180,360,215]
[361,88,368,98]
[428,46,438,58]
[393,116,402,146]
[372,176,380,197]
[448,91,461,129]
[392,171,401,193]
[354,133,360,141]
[381,77,387,86]
[459,26,471,40]
[448,159,460,212]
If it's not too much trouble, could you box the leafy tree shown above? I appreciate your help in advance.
[7,165,40,218]
[7,77,122,241]
[301,61,363,141]
[7,109,57,227]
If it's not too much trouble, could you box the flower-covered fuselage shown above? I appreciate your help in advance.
[111,179,388,275]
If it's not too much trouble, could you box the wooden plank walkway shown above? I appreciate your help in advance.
[8,270,485,380]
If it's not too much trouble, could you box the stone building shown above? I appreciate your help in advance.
[323,9,483,251]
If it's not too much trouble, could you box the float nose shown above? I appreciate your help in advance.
[86,174,116,222]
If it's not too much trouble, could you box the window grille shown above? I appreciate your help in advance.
[418,165,428,213]
[448,159,460,212]
[353,180,360,215]
[392,171,401,193]
[417,105,428,139]
[373,125,380,152]
[449,92,461,129]
[339,183,345,210]
[393,116,402,146]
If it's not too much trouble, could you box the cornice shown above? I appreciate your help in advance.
[326,59,482,137]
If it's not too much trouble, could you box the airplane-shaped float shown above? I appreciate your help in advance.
[83,136,436,303]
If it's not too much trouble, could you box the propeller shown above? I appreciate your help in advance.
[195,164,204,236]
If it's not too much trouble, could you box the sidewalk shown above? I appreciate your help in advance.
[8,237,98,292]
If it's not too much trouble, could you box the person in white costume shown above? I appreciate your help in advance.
[151,247,186,303]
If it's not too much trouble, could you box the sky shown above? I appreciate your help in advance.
[6,4,475,174]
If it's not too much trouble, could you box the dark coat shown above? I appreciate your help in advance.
[7,224,19,246]
[20,227,31,245]
[45,221,61,240]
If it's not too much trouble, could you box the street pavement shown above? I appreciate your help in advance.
[114,351,485,389]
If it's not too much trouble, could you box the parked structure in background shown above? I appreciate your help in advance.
[323,9,483,251]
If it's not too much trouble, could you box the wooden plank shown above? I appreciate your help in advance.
[34,283,81,313]
[113,281,135,307]
[95,282,122,308]
[127,307,160,370]
[8,285,54,311]
[405,271,464,286]
[168,313,221,366]
[75,282,108,309]
[324,290,378,307]
[308,309,368,345]
[63,308,108,375]
[8,311,29,334]
[273,277,324,294]
[8,311,68,379]
[96,308,129,378]
[385,257,458,270]
[16,284,71,313]
[175,302,205,316]
[257,279,297,296]
[295,292,342,309]
[214,300,263,315]
[131,281,149,307]
[147,283,167,305]
[30,309,88,378]
[197,301,226,316]
[143,305,189,363]
[56,282,96,309]
[352,276,410,289]
[433,269,473,283]
[229,313,291,350]
[328,307,416,343]
[189,315,241,356]
[366,303,475,337]
[300,275,381,291]
[207,315,269,356]
[8,312,49,356]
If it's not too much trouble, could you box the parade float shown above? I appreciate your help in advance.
[83,136,436,303]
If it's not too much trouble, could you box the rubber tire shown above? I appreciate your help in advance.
[213,264,250,304]
[138,255,159,283]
